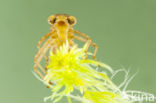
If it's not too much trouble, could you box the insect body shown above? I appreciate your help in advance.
[34,14,98,79]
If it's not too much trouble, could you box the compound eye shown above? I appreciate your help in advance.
[67,16,77,26]
[48,16,57,25]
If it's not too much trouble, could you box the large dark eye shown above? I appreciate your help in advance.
[67,18,75,25]
[49,18,56,24]
[48,16,57,25]
[67,16,76,25]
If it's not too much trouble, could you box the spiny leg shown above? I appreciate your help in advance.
[34,39,51,74]
[35,39,53,69]
[91,43,98,60]
[34,38,54,79]
[37,32,54,49]
[34,39,55,87]
[34,53,52,87]
[34,45,50,79]
[37,45,52,88]
[37,32,55,64]
[73,30,98,60]
[70,30,92,58]
[44,42,56,71]
[71,30,90,40]
[41,42,56,88]
[73,35,98,60]
[45,43,58,87]
[36,34,56,71]
[71,30,91,51]
[72,36,90,59]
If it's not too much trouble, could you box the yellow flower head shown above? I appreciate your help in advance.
[44,43,115,102]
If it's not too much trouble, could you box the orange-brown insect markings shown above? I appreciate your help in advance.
[34,14,98,82]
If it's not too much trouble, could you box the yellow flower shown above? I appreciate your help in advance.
[44,43,115,103]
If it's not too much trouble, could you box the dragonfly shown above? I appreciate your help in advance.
[34,14,98,80]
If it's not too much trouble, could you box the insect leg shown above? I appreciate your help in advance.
[34,39,54,87]
[37,31,55,49]
[71,30,91,58]
[71,30,90,40]
[34,39,54,79]
[36,34,56,69]
[73,30,98,60]
[73,35,98,60]
[91,42,98,60]
[37,32,56,68]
